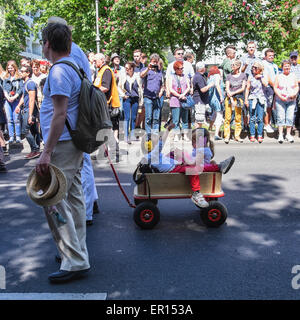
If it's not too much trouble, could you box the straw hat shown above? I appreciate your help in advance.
[26,164,67,207]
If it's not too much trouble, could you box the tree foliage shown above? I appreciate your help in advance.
[0,1,28,66]
[18,0,300,63]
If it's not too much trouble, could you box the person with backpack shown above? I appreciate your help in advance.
[15,65,41,159]
[35,23,90,283]
[47,16,101,225]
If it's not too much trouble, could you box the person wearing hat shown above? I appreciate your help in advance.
[111,53,124,82]
[290,51,300,130]
[36,22,90,283]
[111,53,125,120]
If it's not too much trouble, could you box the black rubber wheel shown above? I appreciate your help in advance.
[134,198,158,206]
[133,201,160,229]
[200,201,228,228]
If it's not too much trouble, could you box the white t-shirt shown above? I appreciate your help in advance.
[40,56,81,143]
[166,60,195,80]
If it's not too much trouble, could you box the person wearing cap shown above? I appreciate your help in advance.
[290,51,300,130]
[36,22,90,283]
[192,61,214,129]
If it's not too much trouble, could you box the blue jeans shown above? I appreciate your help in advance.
[171,107,189,132]
[144,97,161,134]
[249,100,264,137]
[276,98,296,127]
[123,96,139,140]
[21,108,40,152]
[4,100,21,139]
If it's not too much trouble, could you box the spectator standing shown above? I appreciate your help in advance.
[3,60,23,144]
[133,49,144,72]
[94,53,121,144]
[290,51,300,130]
[36,22,90,283]
[244,61,268,143]
[111,53,125,120]
[88,52,97,82]
[168,60,190,141]
[40,61,49,75]
[220,45,236,83]
[32,60,47,107]
[15,65,41,159]
[192,62,214,129]
[224,59,247,143]
[274,60,299,143]
[166,48,195,94]
[141,53,148,67]
[140,53,164,134]
[262,48,279,133]
[118,61,143,143]
[241,41,261,77]
[207,66,225,140]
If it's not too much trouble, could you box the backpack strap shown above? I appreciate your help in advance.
[48,60,86,135]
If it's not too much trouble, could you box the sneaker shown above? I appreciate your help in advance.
[218,156,235,174]
[224,138,229,144]
[8,138,14,145]
[249,136,256,142]
[214,135,223,141]
[264,124,274,133]
[286,135,294,143]
[278,135,284,144]
[257,136,263,143]
[191,191,209,208]
[15,137,22,144]
[234,137,243,143]
[24,151,41,160]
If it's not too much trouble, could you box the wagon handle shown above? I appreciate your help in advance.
[104,145,136,209]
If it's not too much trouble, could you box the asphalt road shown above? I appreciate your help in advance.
[1,133,300,300]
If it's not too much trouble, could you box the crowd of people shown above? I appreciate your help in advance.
[1,15,299,284]
[86,42,300,148]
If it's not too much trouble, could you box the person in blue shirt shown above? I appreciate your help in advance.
[15,65,41,159]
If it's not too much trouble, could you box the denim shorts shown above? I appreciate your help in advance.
[276,98,296,126]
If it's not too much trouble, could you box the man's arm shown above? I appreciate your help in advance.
[36,95,68,176]
[27,90,36,125]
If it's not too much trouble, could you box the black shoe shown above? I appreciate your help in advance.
[86,220,93,226]
[0,165,7,173]
[93,201,100,214]
[48,269,90,283]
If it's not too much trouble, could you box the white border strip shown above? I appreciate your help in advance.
[0,292,107,300]
[0,183,131,187]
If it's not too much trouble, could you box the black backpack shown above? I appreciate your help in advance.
[51,60,112,154]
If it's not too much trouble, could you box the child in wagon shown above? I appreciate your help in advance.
[140,124,235,208]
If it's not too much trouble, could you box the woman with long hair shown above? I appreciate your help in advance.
[118,61,143,143]
[207,66,225,140]
[3,60,23,144]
